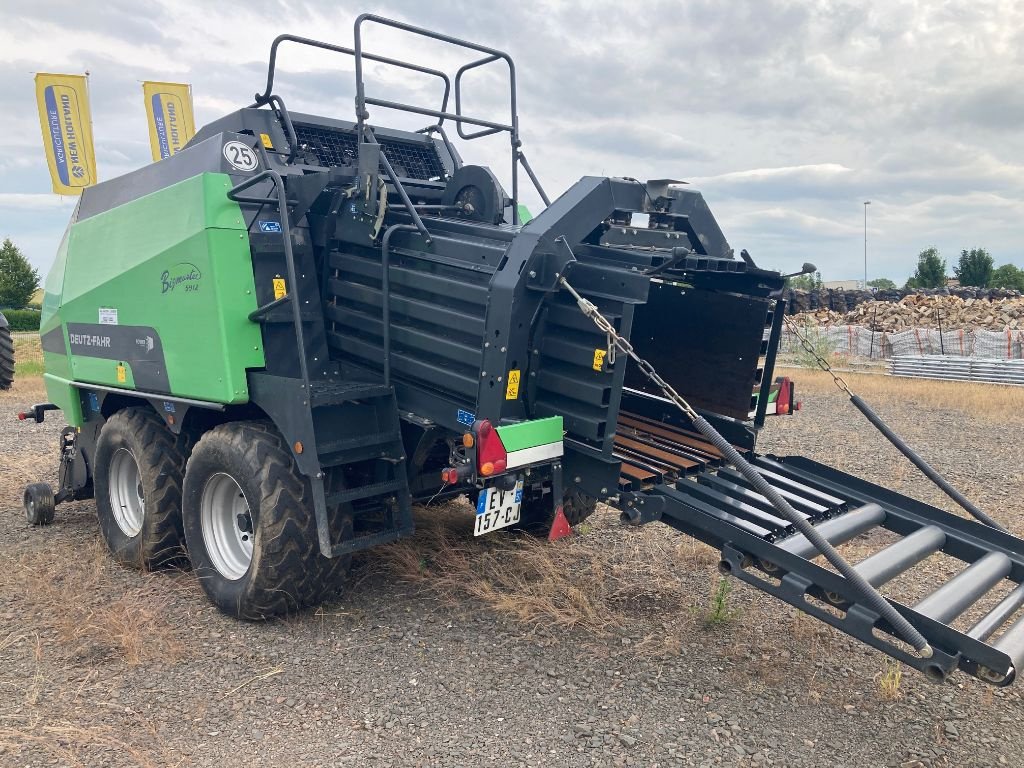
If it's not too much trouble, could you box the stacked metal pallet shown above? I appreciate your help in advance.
[890,355,1024,386]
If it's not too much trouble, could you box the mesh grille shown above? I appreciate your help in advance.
[293,123,446,180]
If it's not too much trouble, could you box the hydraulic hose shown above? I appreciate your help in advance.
[849,394,1007,532]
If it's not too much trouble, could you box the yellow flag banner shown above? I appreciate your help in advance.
[34,73,97,195]
[143,81,196,161]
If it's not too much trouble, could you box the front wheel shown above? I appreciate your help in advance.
[182,421,351,620]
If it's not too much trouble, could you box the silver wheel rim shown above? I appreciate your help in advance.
[200,473,253,580]
[108,448,144,537]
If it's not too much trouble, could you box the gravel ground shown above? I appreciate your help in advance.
[1,371,1023,767]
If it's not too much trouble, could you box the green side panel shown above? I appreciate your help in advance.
[516,204,533,224]
[496,416,563,451]
[43,373,84,428]
[48,173,265,403]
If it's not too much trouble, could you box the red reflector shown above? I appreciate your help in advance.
[474,419,507,477]
[18,413,27,420]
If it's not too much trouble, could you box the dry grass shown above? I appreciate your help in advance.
[778,365,1024,423]
[0,719,175,768]
[0,540,189,667]
[363,501,709,649]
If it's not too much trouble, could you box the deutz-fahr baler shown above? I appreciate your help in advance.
[20,15,1024,688]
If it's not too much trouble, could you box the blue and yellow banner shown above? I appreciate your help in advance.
[34,73,97,195]
[143,81,195,161]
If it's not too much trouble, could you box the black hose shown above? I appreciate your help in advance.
[849,394,1007,532]
[690,415,933,657]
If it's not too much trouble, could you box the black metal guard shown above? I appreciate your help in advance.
[227,170,311,396]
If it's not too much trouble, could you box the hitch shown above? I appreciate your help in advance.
[616,492,665,526]
[18,403,58,423]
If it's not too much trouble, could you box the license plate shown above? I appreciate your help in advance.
[474,480,524,536]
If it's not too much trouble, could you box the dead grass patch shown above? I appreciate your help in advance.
[0,717,174,768]
[363,501,705,650]
[778,365,1024,423]
[0,540,189,667]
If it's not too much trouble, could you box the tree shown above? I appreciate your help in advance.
[867,278,897,290]
[0,238,40,309]
[789,270,823,291]
[907,247,946,289]
[991,263,1024,291]
[954,248,994,288]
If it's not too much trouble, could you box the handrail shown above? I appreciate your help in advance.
[353,13,524,223]
[227,169,311,395]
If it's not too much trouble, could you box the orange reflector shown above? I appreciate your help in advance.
[294,441,304,454]
[480,461,495,476]
[462,433,475,448]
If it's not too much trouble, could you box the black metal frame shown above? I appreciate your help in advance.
[250,16,549,226]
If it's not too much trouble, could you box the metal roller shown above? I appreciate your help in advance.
[915,552,1012,624]
[968,583,1024,642]
[853,525,946,587]
[777,503,886,560]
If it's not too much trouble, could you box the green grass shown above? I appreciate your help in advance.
[13,334,43,378]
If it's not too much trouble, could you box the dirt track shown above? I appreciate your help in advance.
[2,369,1023,767]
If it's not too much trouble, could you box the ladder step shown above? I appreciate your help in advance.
[318,431,400,456]
[327,478,405,506]
[311,381,393,407]
[968,583,1024,642]
[915,551,1012,623]
[329,526,414,557]
[777,503,886,559]
[853,525,946,587]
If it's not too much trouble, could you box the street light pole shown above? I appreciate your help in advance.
[864,199,872,290]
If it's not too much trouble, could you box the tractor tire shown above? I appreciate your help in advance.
[181,421,352,620]
[0,324,14,390]
[93,407,188,570]
[512,486,598,535]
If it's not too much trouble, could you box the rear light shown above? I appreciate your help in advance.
[441,468,459,485]
[474,420,507,477]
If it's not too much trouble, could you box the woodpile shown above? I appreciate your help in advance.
[795,294,1024,331]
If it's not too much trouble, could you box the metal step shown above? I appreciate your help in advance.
[310,380,393,407]
[318,431,402,465]
[645,453,1024,686]
[326,478,405,506]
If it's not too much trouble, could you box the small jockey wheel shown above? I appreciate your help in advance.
[23,427,83,526]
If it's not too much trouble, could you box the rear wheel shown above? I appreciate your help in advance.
[182,421,352,620]
[0,324,14,390]
[508,486,598,535]
[94,408,188,569]
[24,483,55,526]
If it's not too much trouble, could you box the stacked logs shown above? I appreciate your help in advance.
[793,294,1024,332]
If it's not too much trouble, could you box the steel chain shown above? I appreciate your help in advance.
[783,315,856,397]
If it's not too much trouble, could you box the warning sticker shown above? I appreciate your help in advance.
[505,369,521,400]
[259,132,274,149]
[99,307,118,325]
[116,364,127,383]
[592,348,606,371]
[273,277,287,300]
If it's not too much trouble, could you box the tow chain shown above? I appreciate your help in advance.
[782,315,1006,532]
[783,316,855,396]
[557,267,934,658]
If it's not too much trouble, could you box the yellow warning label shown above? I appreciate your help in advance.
[260,132,274,149]
[273,277,287,300]
[505,369,521,400]
[116,364,126,383]
[592,349,606,371]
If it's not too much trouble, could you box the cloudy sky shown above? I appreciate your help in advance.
[2,0,1022,283]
